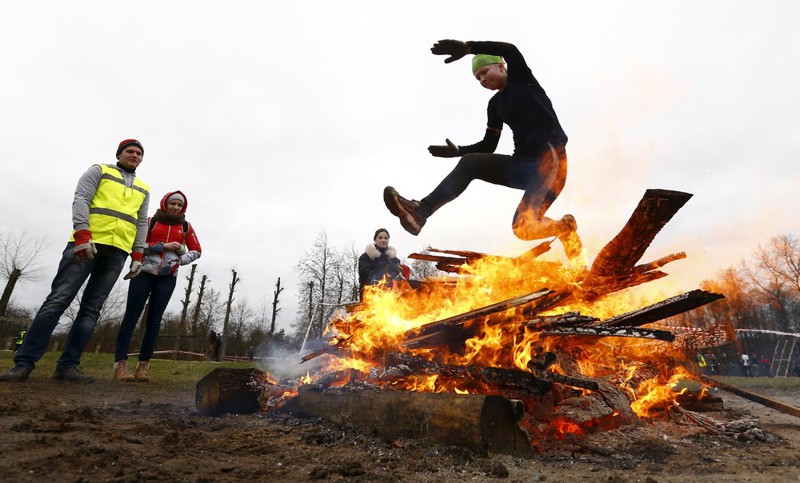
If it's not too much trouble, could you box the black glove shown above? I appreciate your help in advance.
[431,39,470,64]
[428,138,459,158]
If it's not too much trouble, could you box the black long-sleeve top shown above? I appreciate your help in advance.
[458,41,568,158]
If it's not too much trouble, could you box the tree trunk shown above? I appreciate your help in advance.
[0,268,21,317]
[173,264,196,359]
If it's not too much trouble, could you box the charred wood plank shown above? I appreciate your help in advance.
[525,312,598,331]
[427,247,489,259]
[693,374,800,420]
[581,270,668,302]
[385,353,553,395]
[590,189,693,277]
[514,240,553,263]
[525,366,600,391]
[402,289,555,347]
[407,253,469,264]
[597,290,724,328]
[630,252,687,275]
[281,385,534,456]
[542,325,675,341]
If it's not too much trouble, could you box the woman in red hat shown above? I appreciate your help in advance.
[113,190,202,382]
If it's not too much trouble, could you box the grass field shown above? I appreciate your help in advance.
[4,350,799,392]
[0,350,258,390]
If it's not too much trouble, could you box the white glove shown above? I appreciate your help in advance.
[124,261,143,280]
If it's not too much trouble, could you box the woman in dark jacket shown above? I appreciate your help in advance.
[358,228,405,297]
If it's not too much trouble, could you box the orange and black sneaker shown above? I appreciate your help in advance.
[383,186,427,236]
[557,214,583,262]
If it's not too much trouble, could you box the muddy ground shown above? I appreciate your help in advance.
[1,371,799,482]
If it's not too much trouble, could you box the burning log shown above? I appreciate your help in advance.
[598,289,724,328]
[589,189,693,277]
[281,385,535,456]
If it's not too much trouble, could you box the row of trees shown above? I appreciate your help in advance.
[3,226,797,364]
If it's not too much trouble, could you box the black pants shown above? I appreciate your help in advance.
[421,144,567,240]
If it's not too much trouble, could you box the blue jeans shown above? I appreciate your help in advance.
[15,243,127,371]
[114,272,177,362]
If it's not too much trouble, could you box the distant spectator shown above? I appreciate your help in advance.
[696,353,708,375]
[793,363,800,377]
[213,334,223,362]
[707,353,719,375]
[13,328,27,353]
[207,331,218,360]
[759,354,771,377]
[740,353,750,376]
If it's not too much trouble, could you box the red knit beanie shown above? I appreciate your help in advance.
[116,139,144,158]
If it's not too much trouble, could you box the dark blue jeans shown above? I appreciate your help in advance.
[114,272,177,362]
[15,243,127,371]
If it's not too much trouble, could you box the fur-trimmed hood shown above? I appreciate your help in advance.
[364,243,396,260]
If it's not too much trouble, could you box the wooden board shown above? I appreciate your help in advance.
[590,189,693,277]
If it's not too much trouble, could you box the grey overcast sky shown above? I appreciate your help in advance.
[1,1,799,332]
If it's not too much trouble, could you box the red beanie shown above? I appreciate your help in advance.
[116,139,144,158]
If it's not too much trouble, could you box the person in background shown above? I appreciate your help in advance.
[13,327,27,352]
[358,228,406,298]
[207,331,218,360]
[0,139,149,383]
[384,39,582,262]
[113,191,201,382]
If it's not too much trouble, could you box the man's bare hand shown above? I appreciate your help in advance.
[431,39,470,64]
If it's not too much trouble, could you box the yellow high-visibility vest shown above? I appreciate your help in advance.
[71,164,149,252]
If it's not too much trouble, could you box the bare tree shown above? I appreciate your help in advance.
[190,274,208,352]
[0,231,49,318]
[220,269,240,360]
[294,231,334,340]
[229,298,254,356]
[270,277,283,335]
[172,264,197,358]
[741,240,794,332]
[196,286,223,354]
[409,256,440,281]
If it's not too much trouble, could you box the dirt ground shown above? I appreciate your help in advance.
[1,373,799,483]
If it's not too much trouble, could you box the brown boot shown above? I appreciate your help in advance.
[113,361,135,382]
[134,361,150,382]
[557,214,584,262]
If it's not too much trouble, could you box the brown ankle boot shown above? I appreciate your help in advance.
[113,361,135,382]
[134,361,150,382]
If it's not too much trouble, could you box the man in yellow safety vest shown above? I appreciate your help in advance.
[0,139,150,383]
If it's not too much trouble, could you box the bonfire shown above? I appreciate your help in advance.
[197,189,778,455]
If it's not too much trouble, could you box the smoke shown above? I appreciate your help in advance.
[252,341,327,379]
